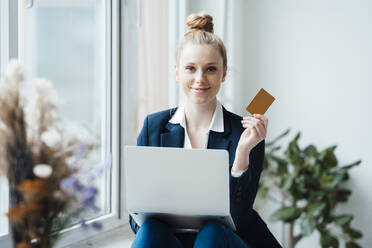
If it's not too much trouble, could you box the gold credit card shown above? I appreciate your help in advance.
[246,88,275,115]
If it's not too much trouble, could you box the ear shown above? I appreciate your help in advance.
[222,66,227,82]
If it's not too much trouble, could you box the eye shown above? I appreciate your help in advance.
[207,66,217,72]
[185,66,195,72]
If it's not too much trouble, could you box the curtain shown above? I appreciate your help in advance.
[137,0,169,133]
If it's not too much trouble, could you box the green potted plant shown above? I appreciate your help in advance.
[259,129,363,248]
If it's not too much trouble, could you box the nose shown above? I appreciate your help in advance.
[195,70,206,84]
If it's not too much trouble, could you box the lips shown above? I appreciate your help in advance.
[191,87,210,93]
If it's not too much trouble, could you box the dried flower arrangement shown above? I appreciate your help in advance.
[0,60,108,248]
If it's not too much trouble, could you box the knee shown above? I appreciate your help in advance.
[199,221,226,236]
[141,218,169,232]
[133,219,181,248]
[134,219,173,243]
[194,222,228,248]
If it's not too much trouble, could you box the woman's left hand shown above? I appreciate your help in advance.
[239,114,268,152]
[231,114,268,174]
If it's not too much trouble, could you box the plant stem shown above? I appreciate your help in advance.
[294,234,303,246]
[288,198,296,248]
[288,221,294,248]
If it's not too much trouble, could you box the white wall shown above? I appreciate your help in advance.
[241,0,372,247]
[184,0,372,247]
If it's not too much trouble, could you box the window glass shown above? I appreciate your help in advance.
[18,0,109,224]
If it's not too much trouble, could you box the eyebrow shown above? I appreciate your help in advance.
[185,62,219,66]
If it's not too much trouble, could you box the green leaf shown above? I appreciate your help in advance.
[277,160,288,175]
[304,156,317,168]
[347,228,363,239]
[342,160,361,170]
[288,133,301,153]
[308,202,326,215]
[270,145,282,152]
[270,154,289,174]
[321,145,338,168]
[304,144,318,156]
[320,174,333,189]
[269,206,302,223]
[320,232,339,248]
[327,172,346,189]
[345,241,362,248]
[294,132,301,142]
[335,188,351,203]
[281,175,294,191]
[270,154,287,164]
[334,214,353,226]
[300,215,316,236]
[259,185,269,198]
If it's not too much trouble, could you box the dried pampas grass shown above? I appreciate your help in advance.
[0,60,101,248]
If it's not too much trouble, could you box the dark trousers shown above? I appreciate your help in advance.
[131,219,252,248]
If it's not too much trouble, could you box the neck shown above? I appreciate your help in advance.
[184,99,217,131]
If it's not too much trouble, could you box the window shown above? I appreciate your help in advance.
[0,0,124,246]
[0,1,17,245]
[19,0,109,219]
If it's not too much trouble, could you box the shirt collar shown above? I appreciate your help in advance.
[169,100,224,133]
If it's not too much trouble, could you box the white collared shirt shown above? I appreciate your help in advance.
[169,100,247,177]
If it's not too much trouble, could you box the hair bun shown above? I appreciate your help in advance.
[186,13,214,34]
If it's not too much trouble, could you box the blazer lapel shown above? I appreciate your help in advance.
[207,106,232,151]
[160,123,185,148]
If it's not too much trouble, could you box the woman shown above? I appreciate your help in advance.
[130,13,281,248]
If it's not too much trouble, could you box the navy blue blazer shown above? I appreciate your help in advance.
[129,106,281,248]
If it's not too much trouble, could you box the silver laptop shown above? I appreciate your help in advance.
[124,146,236,232]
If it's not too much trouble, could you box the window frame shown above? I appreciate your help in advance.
[0,0,18,74]
[0,0,136,247]
[0,1,18,246]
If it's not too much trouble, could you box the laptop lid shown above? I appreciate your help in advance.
[124,146,236,231]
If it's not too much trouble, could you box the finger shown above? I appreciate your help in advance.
[253,114,268,122]
[242,117,261,126]
[243,115,267,125]
[255,122,266,138]
[241,119,265,131]
[248,120,265,138]
[242,122,254,130]
[252,114,268,129]
[241,119,263,129]
[242,122,261,138]
[250,124,260,138]
[253,113,265,118]
[242,120,266,138]
[243,116,256,120]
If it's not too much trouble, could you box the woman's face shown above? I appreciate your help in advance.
[175,44,226,106]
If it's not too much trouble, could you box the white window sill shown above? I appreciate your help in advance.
[64,224,135,248]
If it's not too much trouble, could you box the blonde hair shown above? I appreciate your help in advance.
[176,12,227,69]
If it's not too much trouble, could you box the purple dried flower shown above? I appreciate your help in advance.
[60,176,87,198]
[77,186,98,210]
[60,175,100,212]
[60,178,75,196]
[91,221,102,230]
[81,220,88,229]
[68,142,89,170]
